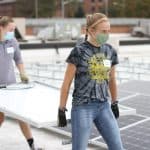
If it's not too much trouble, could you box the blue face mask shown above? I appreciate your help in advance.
[4,32,14,41]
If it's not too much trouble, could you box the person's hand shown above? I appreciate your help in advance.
[111,101,119,119]
[20,73,29,83]
[57,107,67,127]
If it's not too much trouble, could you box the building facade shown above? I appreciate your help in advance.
[0,0,16,17]
[83,0,104,14]
[55,0,104,18]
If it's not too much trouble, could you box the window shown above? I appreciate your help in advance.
[91,6,95,13]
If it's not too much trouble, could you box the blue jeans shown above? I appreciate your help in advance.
[71,100,124,150]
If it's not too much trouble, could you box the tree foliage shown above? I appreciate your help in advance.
[108,0,150,18]
[16,0,56,18]
[15,0,150,18]
[16,0,35,17]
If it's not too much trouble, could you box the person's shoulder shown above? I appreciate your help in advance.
[7,38,18,45]
[76,41,90,50]
[102,43,117,53]
[103,43,113,49]
[11,38,20,48]
[6,39,19,52]
[11,38,19,45]
[74,41,90,55]
[76,36,84,46]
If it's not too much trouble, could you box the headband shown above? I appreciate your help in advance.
[88,17,108,28]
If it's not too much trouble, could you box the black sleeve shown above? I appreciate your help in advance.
[66,47,80,66]
[111,48,119,66]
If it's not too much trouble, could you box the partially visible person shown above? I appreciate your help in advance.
[0,16,44,150]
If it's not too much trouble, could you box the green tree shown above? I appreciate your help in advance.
[135,0,150,18]
[74,6,85,18]
[109,0,150,18]
[38,0,56,17]
[16,0,56,18]
[64,0,83,18]
[16,0,35,17]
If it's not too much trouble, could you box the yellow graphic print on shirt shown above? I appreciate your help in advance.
[88,53,111,83]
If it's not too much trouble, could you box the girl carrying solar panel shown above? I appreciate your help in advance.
[0,16,43,150]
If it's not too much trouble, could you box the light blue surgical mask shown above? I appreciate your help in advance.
[96,33,109,45]
[4,31,14,41]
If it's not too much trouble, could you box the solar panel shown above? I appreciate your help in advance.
[0,82,72,128]
[91,81,150,149]
[118,80,150,95]
[95,119,150,149]
[50,114,145,143]
[1,80,149,149]
[120,95,150,117]
[47,80,150,150]
[117,90,134,99]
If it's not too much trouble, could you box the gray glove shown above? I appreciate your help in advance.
[20,73,29,83]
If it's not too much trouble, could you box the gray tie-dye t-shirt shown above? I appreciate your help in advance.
[66,41,119,106]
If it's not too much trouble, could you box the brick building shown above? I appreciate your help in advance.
[55,0,104,17]
[83,0,104,14]
[55,0,62,17]
[0,0,16,17]
[55,0,78,17]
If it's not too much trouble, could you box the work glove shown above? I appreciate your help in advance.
[20,73,29,83]
[58,107,67,127]
[111,101,119,119]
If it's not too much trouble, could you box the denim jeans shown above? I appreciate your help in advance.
[71,100,124,150]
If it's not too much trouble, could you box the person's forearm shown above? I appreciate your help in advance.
[109,78,117,103]
[59,84,70,109]
[59,63,76,109]
[16,63,25,74]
